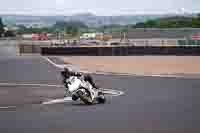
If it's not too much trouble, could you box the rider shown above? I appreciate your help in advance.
[61,67,99,90]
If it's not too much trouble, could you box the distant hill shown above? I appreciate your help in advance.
[0,13,164,27]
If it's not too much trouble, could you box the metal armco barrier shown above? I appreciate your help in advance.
[41,46,200,56]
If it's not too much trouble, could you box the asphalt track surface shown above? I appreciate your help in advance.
[0,56,199,133]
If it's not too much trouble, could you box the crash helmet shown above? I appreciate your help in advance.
[64,67,70,73]
[63,67,77,74]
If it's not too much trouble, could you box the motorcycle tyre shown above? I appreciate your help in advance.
[97,94,106,104]
[77,90,93,105]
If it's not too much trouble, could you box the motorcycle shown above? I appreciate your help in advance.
[65,76,106,105]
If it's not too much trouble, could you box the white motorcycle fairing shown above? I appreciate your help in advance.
[65,76,98,102]
[67,76,82,93]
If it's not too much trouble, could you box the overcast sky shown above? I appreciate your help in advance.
[0,0,199,15]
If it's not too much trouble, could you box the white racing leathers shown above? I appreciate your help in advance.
[65,76,98,102]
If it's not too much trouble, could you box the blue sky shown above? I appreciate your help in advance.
[0,0,199,15]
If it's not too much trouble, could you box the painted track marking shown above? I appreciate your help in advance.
[42,89,124,105]
[42,97,72,105]
[0,82,124,106]
[43,57,65,69]
[43,57,94,73]
[43,57,82,71]
[0,83,62,87]
[0,57,125,108]
[102,89,124,96]
[0,106,16,109]
[0,82,124,96]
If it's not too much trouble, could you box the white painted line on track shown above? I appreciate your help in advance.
[0,83,63,88]
[102,89,124,96]
[0,82,123,106]
[43,57,93,73]
[131,74,186,78]
[0,106,16,109]
[42,97,72,105]
[43,57,65,69]
[0,83,124,96]
[92,71,187,78]
[0,58,124,108]
[42,89,124,105]
[43,57,86,72]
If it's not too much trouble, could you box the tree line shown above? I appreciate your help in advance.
[17,21,88,36]
[100,15,200,30]
[1,14,200,38]
[133,14,200,28]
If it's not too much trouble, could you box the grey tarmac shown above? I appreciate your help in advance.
[0,56,199,133]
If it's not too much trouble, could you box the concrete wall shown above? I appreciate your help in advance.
[41,46,200,56]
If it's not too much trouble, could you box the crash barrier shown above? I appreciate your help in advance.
[41,46,200,56]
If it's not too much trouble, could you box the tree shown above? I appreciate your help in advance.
[133,16,197,28]
[53,21,66,31]
[53,21,87,32]
[145,20,157,27]
[192,17,200,28]
[0,17,5,37]
[70,26,79,36]
[17,25,27,34]
[52,21,87,36]
[65,24,79,36]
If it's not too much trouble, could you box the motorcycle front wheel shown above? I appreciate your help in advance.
[96,94,106,104]
[77,90,93,105]
[72,94,79,101]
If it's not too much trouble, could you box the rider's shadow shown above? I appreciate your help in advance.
[71,103,95,106]
[64,97,111,106]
